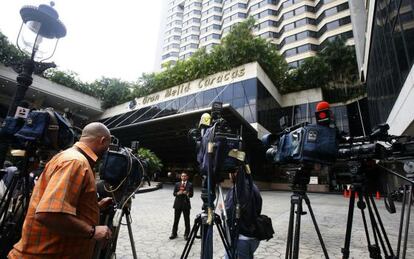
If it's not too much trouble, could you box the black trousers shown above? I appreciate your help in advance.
[172,208,190,236]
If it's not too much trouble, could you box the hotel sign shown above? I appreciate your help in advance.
[100,63,257,119]
[141,67,246,106]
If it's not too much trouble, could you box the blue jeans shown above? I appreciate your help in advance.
[226,238,260,259]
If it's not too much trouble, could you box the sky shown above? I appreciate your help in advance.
[0,0,165,83]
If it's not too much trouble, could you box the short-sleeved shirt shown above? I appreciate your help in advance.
[8,142,100,259]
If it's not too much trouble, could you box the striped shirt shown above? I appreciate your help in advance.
[9,142,100,259]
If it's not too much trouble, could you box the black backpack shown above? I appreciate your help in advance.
[254,214,275,241]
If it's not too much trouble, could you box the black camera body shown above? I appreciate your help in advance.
[337,124,414,161]
[99,138,146,199]
[263,123,338,165]
[192,103,244,180]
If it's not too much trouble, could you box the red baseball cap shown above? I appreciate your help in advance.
[316,101,330,111]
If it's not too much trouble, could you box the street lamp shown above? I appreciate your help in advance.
[7,2,66,117]
[0,2,66,167]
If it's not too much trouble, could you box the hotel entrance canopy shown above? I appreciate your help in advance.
[107,104,264,168]
[99,62,322,169]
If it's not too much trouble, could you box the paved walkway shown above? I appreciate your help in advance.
[115,185,413,258]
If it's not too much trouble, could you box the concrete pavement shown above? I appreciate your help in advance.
[115,185,413,258]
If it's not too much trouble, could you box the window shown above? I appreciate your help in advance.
[326,20,339,30]
[223,12,246,24]
[284,48,297,57]
[182,26,200,34]
[295,6,306,15]
[200,33,221,42]
[297,44,310,53]
[162,52,179,60]
[285,35,296,44]
[295,18,307,28]
[201,24,221,33]
[163,43,180,51]
[203,89,216,105]
[223,2,247,14]
[180,43,198,51]
[296,31,308,40]
[202,6,222,16]
[284,22,295,31]
[283,0,294,8]
[201,15,222,25]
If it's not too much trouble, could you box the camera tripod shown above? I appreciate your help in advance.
[181,181,234,259]
[0,144,38,258]
[341,161,413,259]
[285,169,330,259]
[380,164,414,259]
[341,161,396,259]
[181,210,233,259]
[94,200,138,259]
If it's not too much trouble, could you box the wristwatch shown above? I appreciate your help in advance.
[88,225,96,239]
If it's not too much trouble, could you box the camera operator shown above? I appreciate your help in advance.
[8,122,113,259]
[225,168,263,259]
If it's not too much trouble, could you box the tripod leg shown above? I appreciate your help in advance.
[396,185,408,258]
[201,223,213,259]
[214,215,233,259]
[368,194,394,257]
[0,174,19,227]
[125,212,138,259]
[364,193,385,259]
[357,192,380,259]
[342,190,356,259]
[181,215,201,259]
[402,185,413,259]
[303,194,329,259]
[285,194,297,259]
[292,194,303,259]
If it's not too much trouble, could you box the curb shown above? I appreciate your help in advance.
[136,182,163,194]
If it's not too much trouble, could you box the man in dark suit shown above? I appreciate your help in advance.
[170,172,193,240]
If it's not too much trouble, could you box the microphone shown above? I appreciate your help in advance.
[199,113,211,136]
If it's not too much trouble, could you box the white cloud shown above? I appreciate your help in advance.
[0,0,164,82]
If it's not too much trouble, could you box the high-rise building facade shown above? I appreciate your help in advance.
[350,0,414,136]
[161,0,354,68]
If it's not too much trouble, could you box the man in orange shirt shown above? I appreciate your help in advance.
[9,122,113,259]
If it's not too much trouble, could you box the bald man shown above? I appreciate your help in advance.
[9,122,113,259]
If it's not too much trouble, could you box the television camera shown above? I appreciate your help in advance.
[262,108,414,259]
[337,123,414,161]
[261,100,343,259]
[183,102,246,259]
[94,138,147,259]
[0,107,75,258]
[262,122,338,167]
[334,124,414,259]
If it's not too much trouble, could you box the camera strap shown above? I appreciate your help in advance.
[45,108,59,150]
[73,146,94,169]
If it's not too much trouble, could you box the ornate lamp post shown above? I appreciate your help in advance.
[0,4,66,255]
[0,2,66,167]
[7,2,66,116]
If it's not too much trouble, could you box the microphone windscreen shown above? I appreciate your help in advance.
[199,113,211,128]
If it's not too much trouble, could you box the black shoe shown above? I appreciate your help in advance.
[169,234,177,240]
[184,235,188,240]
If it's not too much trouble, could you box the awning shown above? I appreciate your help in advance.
[109,104,265,169]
